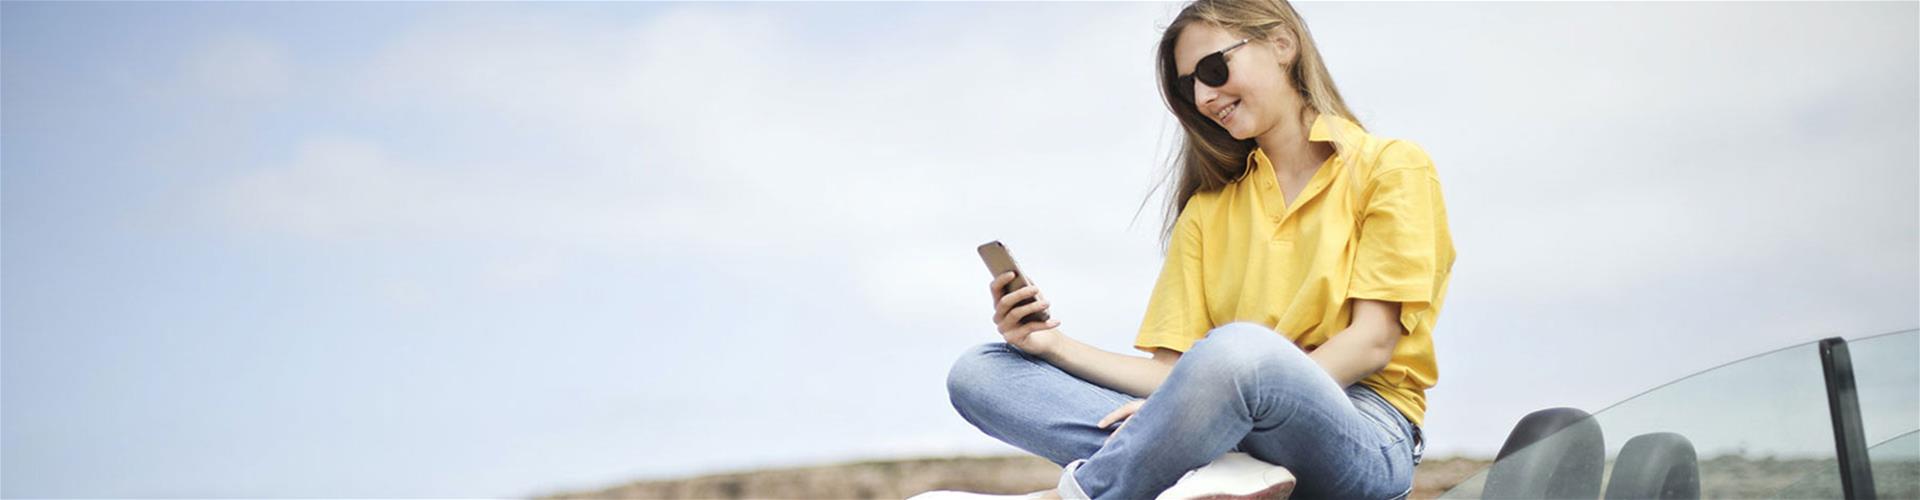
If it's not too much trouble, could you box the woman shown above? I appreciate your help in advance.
[927,0,1453,498]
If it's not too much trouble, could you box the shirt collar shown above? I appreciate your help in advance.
[1307,112,1362,144]
[1248,112,1364,173]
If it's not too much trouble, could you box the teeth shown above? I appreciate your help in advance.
[1217,102,1236,120]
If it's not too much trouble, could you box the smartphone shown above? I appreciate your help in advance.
[976,240,1051,325]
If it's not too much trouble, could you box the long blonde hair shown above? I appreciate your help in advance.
[1143,0,1366,250]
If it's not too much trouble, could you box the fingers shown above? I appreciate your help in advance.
[1097,400,1144,429]
[995,283,1043,312]
[997,296,1051,334]
[988,272,1014,299]
[1007,298,1050,323]
[997,283,1041,309]
[993,285,1041,324]
[999,309,1059,338]
[990,273,1056,338]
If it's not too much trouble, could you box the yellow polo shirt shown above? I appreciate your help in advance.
[1133,113,1453,427]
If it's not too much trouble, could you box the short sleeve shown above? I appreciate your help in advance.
[1349,141,1443,336]
[1134,205,1212,354]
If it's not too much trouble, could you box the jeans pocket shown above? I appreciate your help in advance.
[1354,391,1408,447]
[1378,438,1415,500]
[1365,411,1406,447]
[1351,387,1414,498]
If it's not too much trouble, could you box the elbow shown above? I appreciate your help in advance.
[1350,298,1405,370]
[1151,348,1183,370]
[1367,329,1401,373]
[1350,341,1392,377]
[1372,317,1404,365]
[1371,346,1395,375]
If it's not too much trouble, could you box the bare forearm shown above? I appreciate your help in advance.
[1033,329,1172,399]
[1308,325,1394,388]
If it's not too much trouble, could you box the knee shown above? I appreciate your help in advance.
[1197,322,1288,354]
[946,342,1017,406]
[1184,322,1296,379]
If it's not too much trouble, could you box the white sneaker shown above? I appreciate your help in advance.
[910,452,1293,500]
[1154,452,1296,500]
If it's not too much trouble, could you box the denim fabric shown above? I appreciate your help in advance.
[947,322,1421,499]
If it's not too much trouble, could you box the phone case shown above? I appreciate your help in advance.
[977,240,1051,324]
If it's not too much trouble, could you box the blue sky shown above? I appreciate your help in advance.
[4,1,1916,497]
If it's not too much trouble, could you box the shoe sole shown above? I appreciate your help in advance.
[1163,457,1297,500]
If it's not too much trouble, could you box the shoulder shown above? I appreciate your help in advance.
[1173,191,1217,238]
[1337,129,1435,192]
[1177,187,1228,223]
[1364,138,1436,179]
[1186,188,1224,213]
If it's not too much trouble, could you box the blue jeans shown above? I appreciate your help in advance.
[947,322,1423,499]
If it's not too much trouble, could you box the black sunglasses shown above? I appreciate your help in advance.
[1174,38,1251,105]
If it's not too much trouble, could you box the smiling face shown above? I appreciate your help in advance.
[1171,22,1298,140]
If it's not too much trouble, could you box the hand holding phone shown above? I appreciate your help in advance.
[978,241,1061,354]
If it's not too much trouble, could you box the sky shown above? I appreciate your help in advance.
[3,1,1916,497]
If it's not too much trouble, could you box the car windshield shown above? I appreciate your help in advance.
[1438,329,1918,499]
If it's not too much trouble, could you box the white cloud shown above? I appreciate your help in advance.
[214,3,1184,316]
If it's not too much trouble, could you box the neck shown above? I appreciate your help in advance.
[1255,108,1333,179]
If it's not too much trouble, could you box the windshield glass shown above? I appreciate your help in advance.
[1439,330,1917,498]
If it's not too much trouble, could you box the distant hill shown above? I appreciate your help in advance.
[535,454,1494,499]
